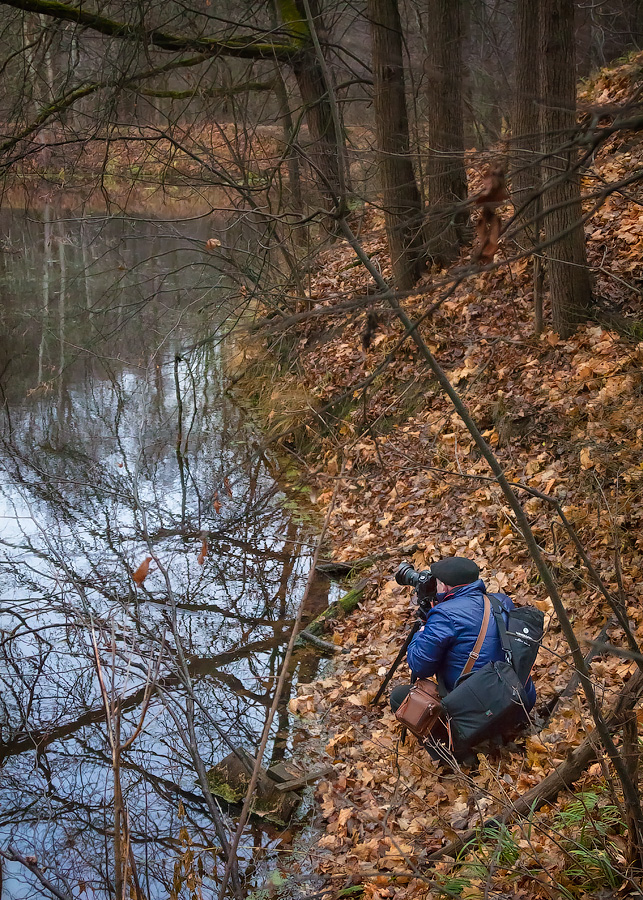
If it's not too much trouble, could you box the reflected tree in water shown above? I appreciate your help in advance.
[0,214,328,898]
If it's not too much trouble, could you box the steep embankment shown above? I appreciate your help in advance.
[247,53,643,899]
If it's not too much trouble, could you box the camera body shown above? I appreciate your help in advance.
[395,561,438,618]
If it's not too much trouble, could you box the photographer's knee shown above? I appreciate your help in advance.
[389,684,411,713]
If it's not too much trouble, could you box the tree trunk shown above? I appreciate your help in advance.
[291,52,342,207]
[539,0,593,337]
[511,0,541,239]
[272,64,304,219]
[368,0,424,289]
[425,0,468,264]
[513,0,545,335]
[275,0,345,214]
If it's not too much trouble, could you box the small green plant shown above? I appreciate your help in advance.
[553,791,624,845]
[475,822,520,868]
[552,790,626,895]
[246,869,287,900]
[433,872,472,897]
[564,846,622,890]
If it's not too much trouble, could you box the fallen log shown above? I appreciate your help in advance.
[297,630,341,653]
[294,578,369,649]
[428,667,643,862]
[315,558,373,576]
[315,543,421,576]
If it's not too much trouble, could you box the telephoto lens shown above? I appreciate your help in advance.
[395,561,420,588]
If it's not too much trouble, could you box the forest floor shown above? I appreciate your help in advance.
[238,52,643,900]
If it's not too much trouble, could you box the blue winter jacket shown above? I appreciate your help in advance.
[407,579,537,709]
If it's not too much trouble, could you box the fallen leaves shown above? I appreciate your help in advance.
[251,57,643,900]
[471,164,509,265]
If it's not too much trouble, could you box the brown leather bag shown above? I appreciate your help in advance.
[394,596,492,740]
[394,678,443,738]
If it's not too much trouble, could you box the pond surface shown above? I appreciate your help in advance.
[0,207,328,898]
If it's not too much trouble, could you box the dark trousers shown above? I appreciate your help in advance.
[389,683,412,713]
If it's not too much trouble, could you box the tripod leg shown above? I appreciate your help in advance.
[370,621,421,705]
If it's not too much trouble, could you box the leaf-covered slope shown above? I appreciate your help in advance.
[262,51,643,900]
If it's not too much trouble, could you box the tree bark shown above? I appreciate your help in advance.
[539,0,593,337]
[425,0,468,264]
[368,0,424,289]
[272,64,304,219]
[510,0,545,335]
[285,0,345,213]
[291,49,343,209]
[511,0,541,239]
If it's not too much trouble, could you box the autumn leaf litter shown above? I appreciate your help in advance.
[259,54,643,899]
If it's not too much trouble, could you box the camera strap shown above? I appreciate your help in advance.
[459,594,491,678]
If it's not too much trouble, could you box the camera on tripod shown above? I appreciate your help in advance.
[395,561,438,618]
[371,560,438,706]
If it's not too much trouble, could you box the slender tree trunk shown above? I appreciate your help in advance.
[273,0,345,213]
[272,64,304,218]
[38,202,51,386]
[539,0,593,337]
[270,1,304,223]
[291,52,342,207]
[623,711,643,866]
[425,0,468,264]
[512,0,545,334]
[113,705,124,900]
[57,220,66,420]
[511,0,541,237]
[368,0,424,289]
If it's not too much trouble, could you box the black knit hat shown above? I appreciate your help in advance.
[430,557,479,586]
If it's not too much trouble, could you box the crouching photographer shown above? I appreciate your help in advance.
[385,556,541,765]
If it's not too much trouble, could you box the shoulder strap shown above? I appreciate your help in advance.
[460,594,491,678]
[486,592,513,665]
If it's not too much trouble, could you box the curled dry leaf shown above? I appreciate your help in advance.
[212,491,221,514]
[205,237,221,250]
[132,556,153,585]
[198,535,208,565]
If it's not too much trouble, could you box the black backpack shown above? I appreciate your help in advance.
[488,593,544,684]
[441,593,544,753]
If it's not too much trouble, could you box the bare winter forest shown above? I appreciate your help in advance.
[0,2,643,899]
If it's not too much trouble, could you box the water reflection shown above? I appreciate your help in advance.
[0,207,328,898]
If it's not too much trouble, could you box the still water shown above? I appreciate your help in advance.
[0,208,327,898]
